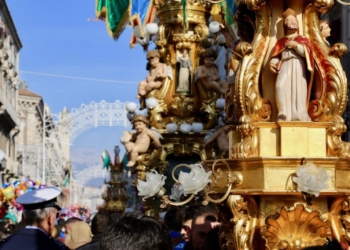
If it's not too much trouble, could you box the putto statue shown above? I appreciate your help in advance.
[270,8,314,122]
[137,50,168,109]
[197,48,226,96]
[121,115,162,167]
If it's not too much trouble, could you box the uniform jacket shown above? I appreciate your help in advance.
[0,228,62,250]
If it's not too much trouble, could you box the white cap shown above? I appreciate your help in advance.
[16,186,62,211]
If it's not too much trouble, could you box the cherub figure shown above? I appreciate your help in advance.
[320,20,331,46]
[197,48,226,96]
[202,118,229,156]
[122,115,162,167]
[137,50,168,109]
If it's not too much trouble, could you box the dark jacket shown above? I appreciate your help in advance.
[0,228,61,250]
[76,235,100,250]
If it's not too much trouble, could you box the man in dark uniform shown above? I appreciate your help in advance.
[0,186,62,250]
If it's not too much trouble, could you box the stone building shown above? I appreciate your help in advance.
[0,0,22,184]
[17,86,44,181]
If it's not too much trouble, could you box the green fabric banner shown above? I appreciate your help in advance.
[96,0,131,39]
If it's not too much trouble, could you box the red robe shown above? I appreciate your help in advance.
[271,35,315,102]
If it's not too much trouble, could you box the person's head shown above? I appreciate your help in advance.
[320,20,331,39]
[147,50,161,68]
[17,186,62,235]
[91,210,112,235]
[283,8,298,32]
[132,115,148,132]
[100,212,173,250]
[22,207,58,235]
[65,217,83,235]
[190,207,219,250]
[200,48,217,67]
[203,226,220,250]
[164,208,182,232]
[178,206,198,242]
[65,221,92,250]
[183,49,189,57]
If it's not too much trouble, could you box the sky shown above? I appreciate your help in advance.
[7,1,149,179]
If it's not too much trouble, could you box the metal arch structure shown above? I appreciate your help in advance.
[69,100,129,144]
[42,100,132,203]
[74,165,109,185]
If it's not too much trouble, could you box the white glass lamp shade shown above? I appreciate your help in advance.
[166,123,178,133]
[137,170,167,200]
[145,23,159,35]
[145,98,158,109]
[209,21,220,34]
[179,164,212,195]
[126,102,137,113]
[216,34,226,45]
[192,122,203,133]
[216,98,225,110]
[180,123,192,134]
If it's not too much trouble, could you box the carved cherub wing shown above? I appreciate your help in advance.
[120,131,132,144]
[204,129,216,141]
[151,127,163,139]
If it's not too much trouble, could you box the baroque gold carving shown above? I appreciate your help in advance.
[314,0,334,13]
[231,115,258,158]
[264,203,330,249]
[234,3,272,122]
[304,3,348,122]
[170,96,194,117]
[326,115,350,157]
[221,195,259,250]
[330,196,350,247]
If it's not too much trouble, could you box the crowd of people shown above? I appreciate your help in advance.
[0,186,346,250]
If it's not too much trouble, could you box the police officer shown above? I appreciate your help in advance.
[0,186,62,250]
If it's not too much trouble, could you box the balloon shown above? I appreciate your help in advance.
[2,186,15,201]
[18,183,27,191]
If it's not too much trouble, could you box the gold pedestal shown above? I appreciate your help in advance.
[229,122,332,158]
[205,156,350,249]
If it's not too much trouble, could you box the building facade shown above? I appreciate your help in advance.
[0,0,22,184]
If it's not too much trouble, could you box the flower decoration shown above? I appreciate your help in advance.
[179,164,212,195]
[169,184,184,202]
[137,170,167,200]
[292,162,330,197]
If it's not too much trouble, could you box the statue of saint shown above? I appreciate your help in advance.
[122,115,162,167]
[320,20,331,46]
[137,50,168,109]
[197,48,226,96]
[176,49,192,92]
[270,8,314,121]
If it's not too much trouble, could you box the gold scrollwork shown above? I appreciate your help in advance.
[304,4,348,122]
[234,3,272,122]
[203,159,243,205]
[170,96,194,117]
[314,0,335,13]
[330,196,350,247]
[244,0,266,11]
[264,203,330,249]
[326,115,350,157]
[225,195,259,250]
[231,115,258,158]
